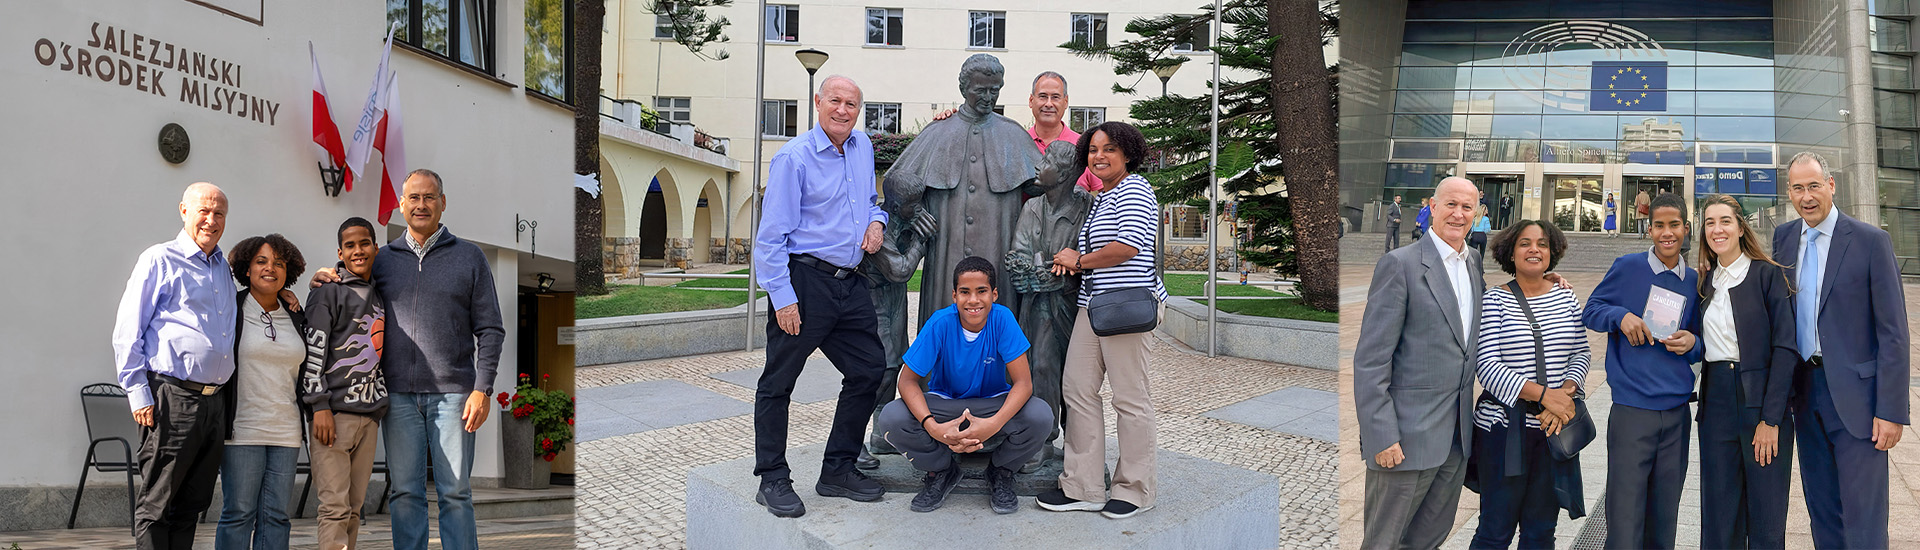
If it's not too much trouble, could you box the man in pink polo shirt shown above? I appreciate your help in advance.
[1026,72,1102,192]
[937,72,1104,193]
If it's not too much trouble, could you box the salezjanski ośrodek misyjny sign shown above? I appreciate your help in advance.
[32,22,281,126]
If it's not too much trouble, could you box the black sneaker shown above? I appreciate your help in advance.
[1100,498,1152,519]
[755,477,806,518]
[815,469,884,502]
[1035,488,1102,512]
[856,447,879,470]
[987,466,1018,514]
[909,464,963,513]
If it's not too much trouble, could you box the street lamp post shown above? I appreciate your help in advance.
[1151,62,1180,278]
[795,48,829,130]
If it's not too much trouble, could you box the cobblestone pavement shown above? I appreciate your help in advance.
[0,514,573,549]
[1339,262,1920,550]
[576,332,1340,549]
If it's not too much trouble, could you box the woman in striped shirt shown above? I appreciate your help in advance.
[1035,121,1167,520]
[1470,220,1590,549]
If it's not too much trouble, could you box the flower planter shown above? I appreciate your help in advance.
[501,414,551,489]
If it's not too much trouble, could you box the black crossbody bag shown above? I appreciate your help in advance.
[1507,280,1595,460]
[1080,195,1159,337]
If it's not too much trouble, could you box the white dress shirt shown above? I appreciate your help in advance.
[1430,229,1473,338]
[1703,254,1752,363]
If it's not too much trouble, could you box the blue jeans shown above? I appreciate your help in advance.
[385,393,477,550]
[214,444,297,550]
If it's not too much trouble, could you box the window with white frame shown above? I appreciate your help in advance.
[1070,13,1107,48]
[655,97,691,124]
[866,8,903,46]
[762,100,798,137]
[969,11,1006,49]
[864,102,901,134]
[1173,17,1211,53]
[1069,107,1105,133]
[766,4,800,43]
[654,6,674,39]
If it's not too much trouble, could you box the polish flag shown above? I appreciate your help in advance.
[374,74,406,225]
[309,43,351,193]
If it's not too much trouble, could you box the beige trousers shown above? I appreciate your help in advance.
[1058,304,1161,507]
[309,412,379,550]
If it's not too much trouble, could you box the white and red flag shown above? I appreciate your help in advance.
[373,74,407,225]
[346,23,398,184]
[309,43,351,193]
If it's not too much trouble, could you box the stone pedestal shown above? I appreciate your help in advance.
[686,441,1280,549]
[666,238,694,269]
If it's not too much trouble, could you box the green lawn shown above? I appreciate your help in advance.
[576,285,763,319]
[674,268,923,291]
[1212,297,1338,323]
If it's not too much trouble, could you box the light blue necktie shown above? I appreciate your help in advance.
[1797,227,1821,359]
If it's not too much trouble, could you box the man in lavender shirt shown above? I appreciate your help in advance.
[112,182,238,550]
[751,74,890,518]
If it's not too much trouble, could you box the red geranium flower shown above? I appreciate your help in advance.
[543,452,557,462]
[541,438,552,450]
[496,392,510,407]
[567,418,574,426]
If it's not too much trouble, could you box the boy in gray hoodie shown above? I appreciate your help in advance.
[300,217,388,550]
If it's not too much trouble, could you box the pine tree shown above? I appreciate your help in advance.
[1061,0,1339,312]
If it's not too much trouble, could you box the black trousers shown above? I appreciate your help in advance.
[1698,361,1794,550]
[754,264,886,480]
[134,381,227,550]
[1385,224,1401,251]
[1604,403,1689,550]
[1470,420,1559,550]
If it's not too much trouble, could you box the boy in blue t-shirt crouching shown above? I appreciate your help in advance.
[877,256,1054,515]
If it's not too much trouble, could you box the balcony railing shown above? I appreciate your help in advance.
[600,95,730,156]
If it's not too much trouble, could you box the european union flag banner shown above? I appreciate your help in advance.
[1590,61,1667,112]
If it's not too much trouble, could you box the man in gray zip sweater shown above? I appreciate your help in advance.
[319,170,504,550]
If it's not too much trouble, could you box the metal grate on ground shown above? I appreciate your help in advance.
[1569,492,1607,550]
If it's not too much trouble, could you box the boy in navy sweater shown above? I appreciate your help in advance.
[1583,192,1703,549]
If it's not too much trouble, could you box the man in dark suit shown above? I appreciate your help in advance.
[1774,152,1910,549]
[1354,177,1486,549]
[1385,195,1403,252]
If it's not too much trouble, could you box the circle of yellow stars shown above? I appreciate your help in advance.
[1607,66,1653,107]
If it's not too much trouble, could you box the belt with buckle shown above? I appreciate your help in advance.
[1707,360,1736,370]
[152,372,223,396]
[791,254,860,280]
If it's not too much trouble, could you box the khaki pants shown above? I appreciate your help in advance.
[1058,305,1160,507]
[310,412,379,550]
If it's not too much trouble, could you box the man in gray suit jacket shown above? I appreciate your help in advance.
[1354,177,1486,549]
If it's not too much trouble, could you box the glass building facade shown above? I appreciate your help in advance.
[1872,0,1920,267]
[1382,0,1785,233]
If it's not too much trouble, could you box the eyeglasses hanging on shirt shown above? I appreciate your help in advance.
[260,310,276,341]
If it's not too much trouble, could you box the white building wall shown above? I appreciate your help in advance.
[608,0,1266,238]
[0,0,571,487]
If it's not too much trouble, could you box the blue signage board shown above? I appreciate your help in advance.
[1746,168,1776,195]
[1717,168,1747,194]
[1694,167,1716,195]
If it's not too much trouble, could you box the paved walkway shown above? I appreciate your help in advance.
[0,514,573,549]
[1337,257,1920,550]
[576,316,1340,549]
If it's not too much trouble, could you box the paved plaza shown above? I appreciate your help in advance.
[1338,234,1920,550]
[575,309,1341,549]
[0,513,573,549]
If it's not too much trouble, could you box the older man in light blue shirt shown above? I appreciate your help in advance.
[749,74,891,519]
[112,182,238,550]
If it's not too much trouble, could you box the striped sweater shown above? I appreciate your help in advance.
[1474,285,1592,430]
[1076,174,1168,308]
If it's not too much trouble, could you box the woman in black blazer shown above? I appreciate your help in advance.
[1694,195,1799,549]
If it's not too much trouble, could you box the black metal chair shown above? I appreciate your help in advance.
[70,383,142,535]
[295,430,392,518]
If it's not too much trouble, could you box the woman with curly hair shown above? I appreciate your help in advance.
[1036,121,1168,519]
[216,234,312,550]
[1470,219,1590,549]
